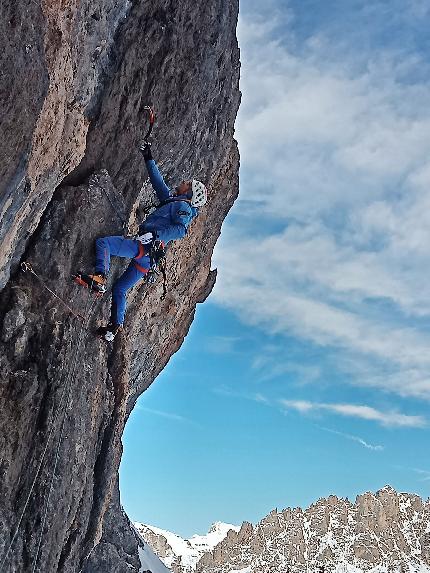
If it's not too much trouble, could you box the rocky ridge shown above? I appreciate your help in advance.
[139,487,430,573]
[0,1,240,572]
[135,521,241,572]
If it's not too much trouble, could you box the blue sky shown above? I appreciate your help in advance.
[120,0,430,538]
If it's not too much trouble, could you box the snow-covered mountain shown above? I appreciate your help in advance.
[136,487,430,573]
[134,521,240,572]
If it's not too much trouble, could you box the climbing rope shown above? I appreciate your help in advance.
[146,252,168,300]
[98,105,155,233]
[97,105,167,298]
[158,256,168,300]
[29,292,96,573]
[1,104,159,569]
[99,184,128,232]
[77,545,97,573]
[21,262,85,321]
[0,280,96,572]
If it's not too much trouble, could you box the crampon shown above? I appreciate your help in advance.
[73,272,106,297]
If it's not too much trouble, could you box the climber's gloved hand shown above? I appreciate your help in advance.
[136,231,155,245]
[139,141,153,161]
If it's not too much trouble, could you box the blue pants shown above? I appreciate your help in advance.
[95,236,150,326]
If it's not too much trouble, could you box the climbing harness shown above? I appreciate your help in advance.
[21,262,86,321]
[134,239,168,299]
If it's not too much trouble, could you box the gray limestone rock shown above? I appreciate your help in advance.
[0,0,240,571]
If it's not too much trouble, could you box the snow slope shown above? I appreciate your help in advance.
[135,521,240,571]
[137,542,172,573]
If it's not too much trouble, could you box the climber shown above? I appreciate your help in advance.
[74,143,207,341]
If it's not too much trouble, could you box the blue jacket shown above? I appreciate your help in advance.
[139,160,198,245]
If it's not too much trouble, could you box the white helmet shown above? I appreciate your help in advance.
[191,180,207,207]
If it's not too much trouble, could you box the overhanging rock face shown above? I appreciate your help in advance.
[0,1,240,571]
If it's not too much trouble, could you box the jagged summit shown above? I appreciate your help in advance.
[134,521,241,572]
[376,484,398,495]
[138,486,430,573]
[207,521,236,534]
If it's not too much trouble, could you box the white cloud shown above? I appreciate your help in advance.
[235,14,430,221]
[251,349,322,385]
[215,234,430,368]
[318,426,384,451]
[413,468,430,481]
[212,386,426,429]
[137,406,200,427]
[280,399,426,428]
[205,336,241,354]
[213,385,271,406]
[213,5,430,401]
[213,386,244,399]
[254,393,270,405]
[282,399,314,414]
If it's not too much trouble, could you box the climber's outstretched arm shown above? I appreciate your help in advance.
[140,143,170,202]
[145,159,171,202]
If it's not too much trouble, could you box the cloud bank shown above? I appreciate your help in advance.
[280,400,426,428]
[213,2,430,402]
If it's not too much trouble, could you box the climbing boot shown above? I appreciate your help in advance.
[96,323,121,342]
[74,272,107,295]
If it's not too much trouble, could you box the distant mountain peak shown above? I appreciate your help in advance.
[136,486,430,573]
[134,521,240,572]
[208,521,232,533]
[377,484,397,494]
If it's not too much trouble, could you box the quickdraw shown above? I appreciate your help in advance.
[21,262,85,321]
[145,240,168,299]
